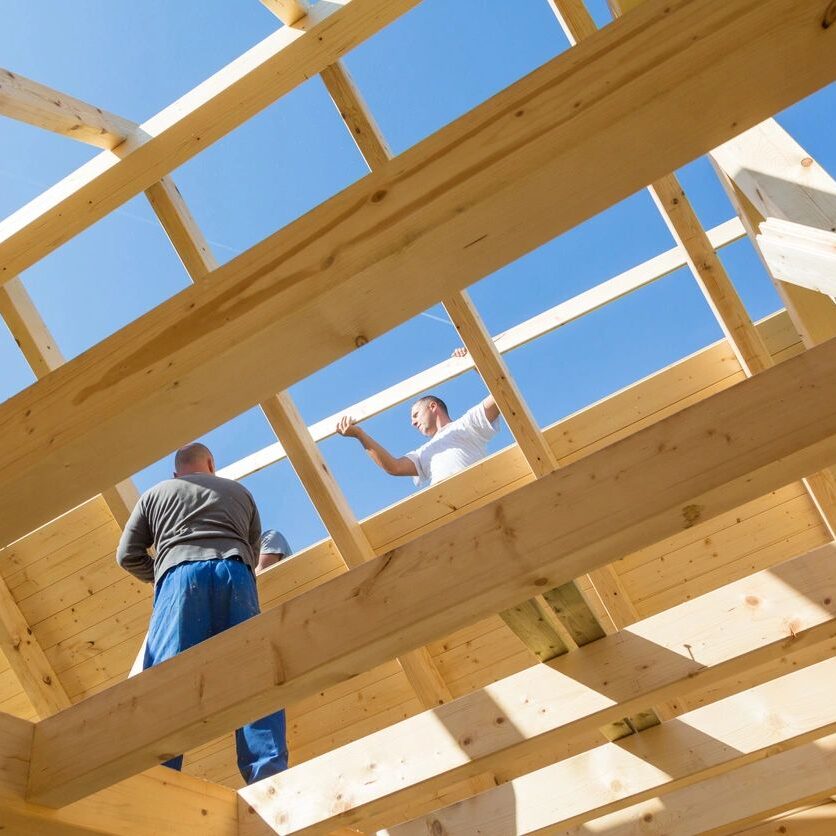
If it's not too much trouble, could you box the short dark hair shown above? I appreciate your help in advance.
[174,442,213,474]
[415,394,449,416]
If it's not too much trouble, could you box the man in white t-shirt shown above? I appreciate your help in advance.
[336,390,500,488]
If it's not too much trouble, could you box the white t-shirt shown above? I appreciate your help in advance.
[406,402,500,488]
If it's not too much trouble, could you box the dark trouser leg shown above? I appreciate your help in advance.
[143,560,218,771]
[213,560,289,784]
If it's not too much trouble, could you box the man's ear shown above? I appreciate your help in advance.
[208,456,216,474]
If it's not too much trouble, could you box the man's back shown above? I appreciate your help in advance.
[116,473,260,583]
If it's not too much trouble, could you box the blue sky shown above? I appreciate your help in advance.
[1,1,833,553]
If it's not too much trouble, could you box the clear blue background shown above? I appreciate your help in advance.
[1,0,833,553]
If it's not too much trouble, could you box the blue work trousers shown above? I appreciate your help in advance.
[143,558,288,784]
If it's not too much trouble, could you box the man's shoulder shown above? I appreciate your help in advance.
[455,402,487,429]
[146,474,251,499]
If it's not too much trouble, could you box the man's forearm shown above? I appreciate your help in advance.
[352,428,402,475]
[117,549,155,583]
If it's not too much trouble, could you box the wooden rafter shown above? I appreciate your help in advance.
[238,544,836,833]
[260,392,453,708]
[560,734,836,834]
[388,661,836,836]
[23,333,836,806]
[0,66,138,151]
[0,274,136,716]
[708,123,836,539]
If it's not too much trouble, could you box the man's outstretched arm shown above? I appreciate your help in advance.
[336,416,418,477]
[482,394,500,423]
[452,346,501,423]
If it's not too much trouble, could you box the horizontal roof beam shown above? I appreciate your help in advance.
[0,66,137,150]
[24,331,836,807]
[567,732,836,834]
[387,660,836,835]
[238,544,836,834]
[2,0,833,548]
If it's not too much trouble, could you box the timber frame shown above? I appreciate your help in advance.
[1,0,835,833]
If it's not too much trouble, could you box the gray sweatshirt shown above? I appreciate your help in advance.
[116,474,261,584]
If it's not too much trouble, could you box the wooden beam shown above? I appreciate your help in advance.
[560,733,836,834]
[0,62,235,299]
[647,174,773,375]
[4,0,828,550]
[0,278,64,376]
[711,119,836,233]
[755,218,836,296]
[236,544,836,834]
[737,802,836,835]
[259,0,310,27]
[0,0,421,282]
[711,117,836,296]
[0,66,137,151]
[572,0,836,566]
[24,334,836,806]
[320,61,392,169]
[386,660,836,835]
[144,178,216,280]
[219,217,745,482]
[709,134,836,349]
[442,290,556,477]
[0,712,245,835]
[0,580,70,718]
[547,0,598,44]
[706,123,836,537]
[261,393,375,569]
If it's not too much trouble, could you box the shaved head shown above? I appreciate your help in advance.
[174,442,215,476]
[414,394,448,416]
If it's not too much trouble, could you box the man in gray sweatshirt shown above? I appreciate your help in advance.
[116,442,287,783]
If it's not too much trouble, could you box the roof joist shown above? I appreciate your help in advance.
[387,660,836,836]
[1,0,833,550]
[0,66,138,151]
[238,543,836,834]
[24,332,836,806]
